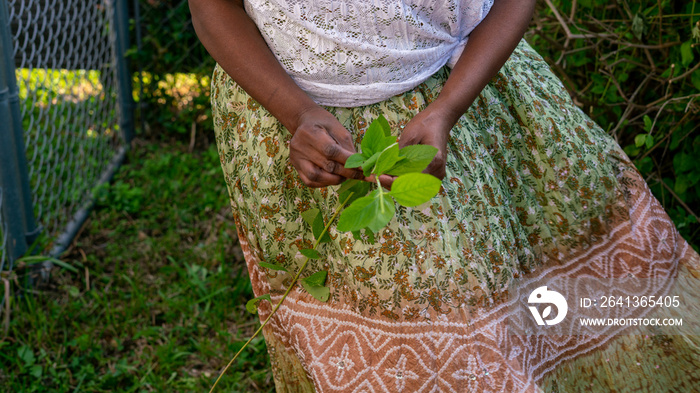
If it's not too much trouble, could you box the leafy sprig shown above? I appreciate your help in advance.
[210,115,441,391]
[336,115,441,234]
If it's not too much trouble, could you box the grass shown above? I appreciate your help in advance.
[0,139,274,392]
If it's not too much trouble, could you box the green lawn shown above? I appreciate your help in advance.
[0,140,274,392]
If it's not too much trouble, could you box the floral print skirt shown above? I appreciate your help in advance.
[211,40,700,392]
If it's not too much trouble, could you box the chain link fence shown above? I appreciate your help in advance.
[0,0,216,295]
[0,0,133,288]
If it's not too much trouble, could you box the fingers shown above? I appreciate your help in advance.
[296,160,345,187]
[378,174,395,190]
[397,134,419,149]
[397,120,448,181]
[326,126,356,153]
[290,120,364,188]
[364,174,395,191]
[319,142,365,180]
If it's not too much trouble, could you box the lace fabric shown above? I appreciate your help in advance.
[244,0,494,106]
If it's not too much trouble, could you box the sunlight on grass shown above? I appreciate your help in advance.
[17,68,106,107]
[137,71,210,107]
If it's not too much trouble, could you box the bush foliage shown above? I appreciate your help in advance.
[527,0,700,246]
[128,0,215,138]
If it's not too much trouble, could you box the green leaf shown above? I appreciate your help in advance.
[301,271,330,302]
[673,153,694,174]
[361,120,386,157]
[345,153,366,169]
[302,270,327,286]
[18,256,80,274]
[18,345,35,366]
[643,115,652,132]
[68,286,80,298]
[571,53,591,67]
[377,114,392,137]
[338,179,371,206]
[50,259,80,274]
[389,173,442,207]
[302,282,330,302]
[367,192,396,233]
[623,144,641,157]
[362,152,381,177]
[30,364,42,378]
[675,175,689,195]
[681,41,694,68]
[386,145,438,176]
[645,134,654,150]
[313,213,332,243]
[635,133,647,148]
[259,261,288,272]
[350,228,376,243]
[300,208,320,228]
[692,70,700,91]
[631,13,646,40]
[246,294,272,314]
[689,171,700,186]
[365,229,375,244]
[361,117,396,158]
[301,208,330,243]
[300,248,321,259]
[636,156,654,174]
[373,143,400,176]
[660,66,673,79]
[337,193,376,232]
[337,190,395,232]
[337,179,359,195]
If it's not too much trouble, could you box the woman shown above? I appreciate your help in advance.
[190,0,700,391]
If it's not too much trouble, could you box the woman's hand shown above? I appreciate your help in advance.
[396,105,455,181]
[290,107,365,188]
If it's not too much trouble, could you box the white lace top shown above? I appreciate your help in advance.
[244,0,494,107]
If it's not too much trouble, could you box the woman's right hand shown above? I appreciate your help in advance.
[289,107,365,188]
[189,1,364,188]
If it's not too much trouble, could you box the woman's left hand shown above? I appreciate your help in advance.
[392,106,455,186]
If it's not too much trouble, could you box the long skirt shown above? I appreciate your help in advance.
[211,39,700,392]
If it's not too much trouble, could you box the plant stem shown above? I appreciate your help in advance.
[375,176,385,214]
[209,192,354,392]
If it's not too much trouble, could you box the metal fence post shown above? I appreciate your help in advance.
[113,0,135,144]
[0,0,38,269]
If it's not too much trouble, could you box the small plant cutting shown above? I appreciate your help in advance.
[209,115,442,391]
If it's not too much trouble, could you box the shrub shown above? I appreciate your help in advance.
[127,0,215,138]
[527,0,700,247]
